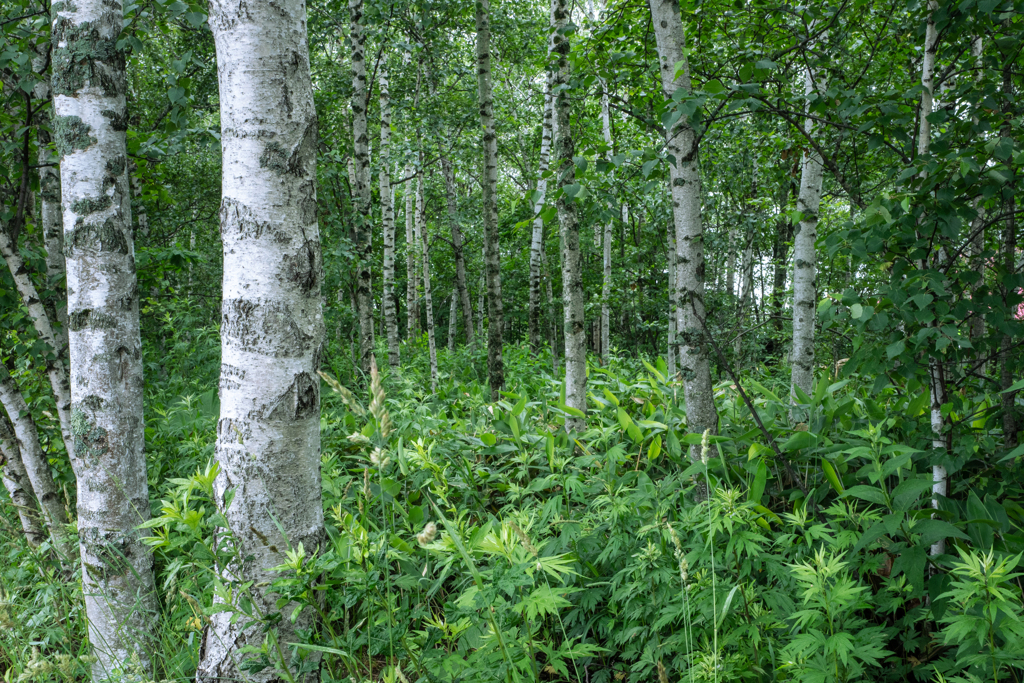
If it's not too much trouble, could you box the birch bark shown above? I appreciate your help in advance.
[667,226,677,376]
[406,163,420,339]
[51,0,159,674]
[648,0,717,445]
[914,0,949,558]
[350,0,374,372]
[475,0,505,399]
[200,0,325,679]
[379,65,400,367]
[529,82,555,350]
[600,86,613,366]
[0,364,73,556]
[552,0,586,427]
[0,398,45,547]
[440,155,475,346]
[791,47,826,407]
[418,175,438,392]
[448,294,458,352]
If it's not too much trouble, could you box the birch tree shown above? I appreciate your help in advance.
[379,64,400,367]
[529,82,555,350]
[350,0,374,372]
[475,0,505,399]
[406,162,420,339]
[441,155,475,346]
[418,174,439,392]
[667,226,677,376]
[0,364,74,559]
[791,38,826,408]
[51,0,160,672]
[600,86,613,365]
[0,390,45,548]
[551,0,586,426]
[200,0,325,678]
[647,0,717,444]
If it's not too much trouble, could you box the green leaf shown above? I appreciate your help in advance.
[885,340,906,359]
[616,407,633,431]
[648,434,662,460]
[842,485,888,506]
[702,79,725,94]
[913,519,968,548]
[822,459,843,494]
[781,431,818,452]
[749,460,767,502]
[480,433,497,447]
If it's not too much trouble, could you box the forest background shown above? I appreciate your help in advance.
[2,0,1024,681]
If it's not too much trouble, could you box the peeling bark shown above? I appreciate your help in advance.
[475,0,505,399]
[201,0,325,679]
[648,0,717,448]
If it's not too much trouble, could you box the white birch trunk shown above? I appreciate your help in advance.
[791,48,826,407]
[0,398,45,547]
[914,1,948,557]
[418,175,438,392]
[0,365,73,556]
[440,155,475,346]
[406,164,420,339]
[529,81,555,350]
[349,0,374,372]
[476,0,505,398]
[51,0,159,675]
[448,294,458,352]
[667,226,677,377]
[552,0,586,427]
[648,0,717,446]
[600,87,613,366]
[379,65,400,368]
[201,0,325,679]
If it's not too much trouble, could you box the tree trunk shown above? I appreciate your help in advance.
[541,243,560,373]
[1000,67,1018,448]
[406,163,420,339]
[379,65,400,368]
[441,155,475,346]
[791,50,826,408]
[734,232,754,359]
[552,0,586,428]
[350,0,374,373]
[648,0,717,448]
[529,81,555,350]
[915,0,949,558]
[201,1,326,679]
[600,87,613,366]
[667,225,677,376]
[51,0,161,674]
[419,175,439,392]
[475,0,505,399]
[448,294,458,352]
[0,391,46,548]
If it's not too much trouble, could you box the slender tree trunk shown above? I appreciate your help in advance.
[350,0,374,372]
[648,0,716,448]
[418,175,439,392]
[968,37,986,342]
[914,0,949,558]
[1000,63,1018,448]
[529,82,555,350]
[0,365,74,558]
[476,0,505,399]
[201,1,325,680]
[440,155,475,345]
[51,0,160,674]
[600,86,613,366]
[478,274,486,340]
[0,391,46,548]
[725,226,736,297]
[406,163,419,339]
[667,225,677,377]
[734,233,754,359]
[552,0,586,427]
[448,294,458,352]
[542,243,560,373]
[33,49,69,354]
[379,65,400,368]
[791,48,826,408]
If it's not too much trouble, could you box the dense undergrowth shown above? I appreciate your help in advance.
[2,300,1024,683]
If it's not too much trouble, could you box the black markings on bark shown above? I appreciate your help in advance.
[101,109,128,131]
[69,308,118,331]
[65,216,129,255]
[71,405,108,461]
[220,299,314,358]
[71,195,113,216]
[283,239,322,294]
